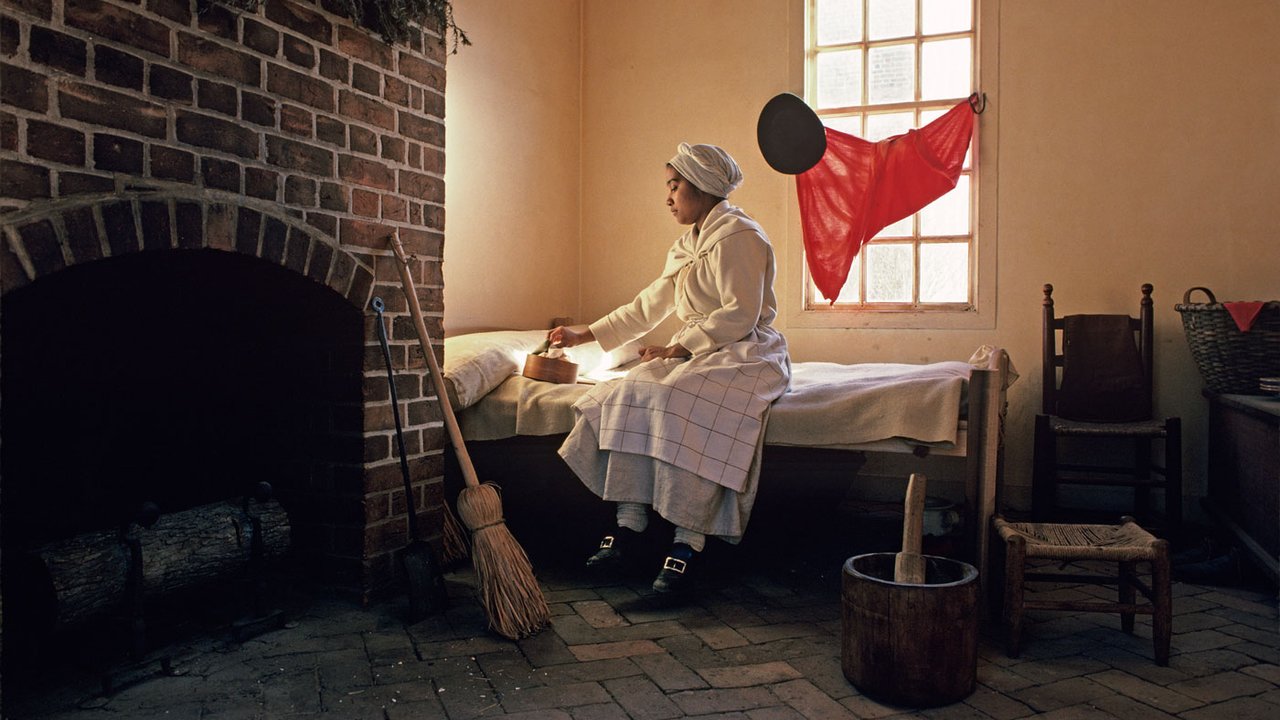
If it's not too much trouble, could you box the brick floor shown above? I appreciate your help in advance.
[2,534,1276,719]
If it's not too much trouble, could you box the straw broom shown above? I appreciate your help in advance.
[438,499,470,567]
[386,234,550,639]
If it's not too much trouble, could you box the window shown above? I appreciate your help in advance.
[805,0,979,314]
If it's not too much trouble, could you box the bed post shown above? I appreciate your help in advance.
[964,347,1009,605]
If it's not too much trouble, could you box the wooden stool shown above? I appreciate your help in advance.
[993,515,1172,665]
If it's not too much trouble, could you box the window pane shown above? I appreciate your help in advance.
[920,175,970,236]
[816,0,862,45]
[808,263,861,304]
[875,215,912,238]
[922,0,972,35]
[867,43,915,105]
[824,115,862,137]
[865,243,913,302]
[921,37,971,100]
[865,111,914,141]
[920,242,969,302]
[807,0,978,312]
[838,261,861,302]
[868,0,915,41]
[816,49,863,108]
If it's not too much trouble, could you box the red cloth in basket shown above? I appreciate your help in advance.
[1223,301,1265,332]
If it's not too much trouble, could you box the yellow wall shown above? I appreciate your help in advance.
[442,0,582,333]
[445,0,1280,513]
[578,0,796,345]
[991,0,1280,510]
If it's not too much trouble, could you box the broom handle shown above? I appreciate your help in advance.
[387,235,482,489]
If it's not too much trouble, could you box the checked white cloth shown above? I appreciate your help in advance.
[571,352,789,493]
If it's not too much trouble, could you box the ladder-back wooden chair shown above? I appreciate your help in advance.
[1033,283,1182,536]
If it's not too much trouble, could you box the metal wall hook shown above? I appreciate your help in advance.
[968,92,987,115]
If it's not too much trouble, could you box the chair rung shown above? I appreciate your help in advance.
[1051,427,1167,438]
[1055,462,1170,476]
[1040,506,1178,531]
[1025,572,1121,584]
[1023,599,1154,615]
[1025,572,1158,600]
[1049,474,1170,488]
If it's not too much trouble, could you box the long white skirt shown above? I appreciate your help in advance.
[558,415,766,543]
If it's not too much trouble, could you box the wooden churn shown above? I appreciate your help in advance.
[841,553,979,707]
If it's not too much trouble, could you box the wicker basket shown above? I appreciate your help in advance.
[1174,287,1280,395]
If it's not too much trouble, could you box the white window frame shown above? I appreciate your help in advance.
[786,0,998,330]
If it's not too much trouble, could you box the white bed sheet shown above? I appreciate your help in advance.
[455,359,976,451]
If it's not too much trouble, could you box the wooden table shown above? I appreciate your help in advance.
[1202,391,1279,584]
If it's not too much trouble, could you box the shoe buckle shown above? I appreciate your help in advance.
[662,556,687,574]
[599,535,615,550]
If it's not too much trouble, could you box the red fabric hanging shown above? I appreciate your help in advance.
[796,99,976,303]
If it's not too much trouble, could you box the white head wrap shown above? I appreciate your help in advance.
[668,143,743,198]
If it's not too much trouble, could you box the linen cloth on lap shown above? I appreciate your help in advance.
[570,345,789,494]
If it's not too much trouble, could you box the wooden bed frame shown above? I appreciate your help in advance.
[445,348,1011,589]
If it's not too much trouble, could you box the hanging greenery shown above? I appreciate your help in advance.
[337,0,470,51]
[212,0,470,53]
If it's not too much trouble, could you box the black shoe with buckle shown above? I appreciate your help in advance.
[652,543,696,594]
[586,528,635,569]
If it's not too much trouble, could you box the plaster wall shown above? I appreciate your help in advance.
[988,0,1279,510]
[443,0,1280,514]
[442,0,583,334]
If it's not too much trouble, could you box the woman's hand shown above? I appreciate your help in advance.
[548,325,593,348]
[638,343,691,362]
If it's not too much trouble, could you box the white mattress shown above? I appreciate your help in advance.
[455,360,974,454]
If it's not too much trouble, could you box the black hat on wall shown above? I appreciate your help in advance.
[757,92,827,175]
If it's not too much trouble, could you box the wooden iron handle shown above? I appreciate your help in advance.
[387,234,481,489]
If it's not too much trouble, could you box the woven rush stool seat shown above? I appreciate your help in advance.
[993,515,1171,665]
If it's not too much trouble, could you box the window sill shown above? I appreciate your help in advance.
[785,304,995,330]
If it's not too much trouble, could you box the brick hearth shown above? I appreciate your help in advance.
[1,0,453,598]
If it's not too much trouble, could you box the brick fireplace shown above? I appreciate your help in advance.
[0,0,452,602]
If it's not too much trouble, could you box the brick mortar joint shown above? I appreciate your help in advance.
[366,446,447,460]
[4,0,446,67]
[361,423,446,437]
[0,65,446,154]
[3,20,448,161]
[1,225,37,279]
[0,187,376,262]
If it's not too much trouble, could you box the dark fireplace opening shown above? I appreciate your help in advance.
[1,248,364,675]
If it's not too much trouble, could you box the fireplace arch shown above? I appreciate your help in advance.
[0,192,375,305]
[2,193,448,597]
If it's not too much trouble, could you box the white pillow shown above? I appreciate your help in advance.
[442,330,640,408]
[443,330,545,409]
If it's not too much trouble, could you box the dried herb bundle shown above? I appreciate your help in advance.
[213,0,470,52]
[338,0,470,51]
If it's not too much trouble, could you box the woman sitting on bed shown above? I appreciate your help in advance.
[548,142,791,595]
